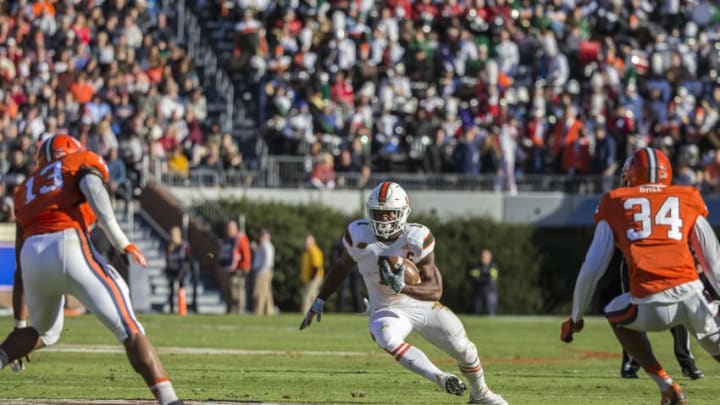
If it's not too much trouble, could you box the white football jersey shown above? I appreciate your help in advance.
[343,219,436,310]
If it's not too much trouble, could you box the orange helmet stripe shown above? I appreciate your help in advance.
[378,181,391,204]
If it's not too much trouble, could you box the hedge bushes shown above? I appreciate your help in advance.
[197,198,598,315]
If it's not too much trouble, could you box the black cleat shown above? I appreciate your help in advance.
[621,363,639,379]
[443,375,467,396]
[681,366,704,380]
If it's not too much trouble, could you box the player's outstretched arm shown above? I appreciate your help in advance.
[299,248,355,330]
[78,173,146,266]
[571,221,615,319]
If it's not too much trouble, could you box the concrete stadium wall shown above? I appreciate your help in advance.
[167,186,601,226]
[167,186,720,227]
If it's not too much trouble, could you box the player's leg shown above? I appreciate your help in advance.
[670,325,703,379]
[2,234,67,367]
[417,303,507,404]
[369,307,453,392]
[67,230,180,405]
[679,288,720,363]
[605,293,686,403]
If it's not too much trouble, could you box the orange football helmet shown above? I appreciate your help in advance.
[621,147,672,187]
[37,134,83,166]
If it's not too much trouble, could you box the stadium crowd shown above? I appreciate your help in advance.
[0,0,250,221]
[2,1,720,201]
[206,0,720,192]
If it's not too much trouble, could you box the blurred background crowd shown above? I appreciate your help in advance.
[2,0,720,211]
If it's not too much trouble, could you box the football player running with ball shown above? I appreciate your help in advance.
[0,135,182,405]
[562,147,720,405]
[300,181,507,405]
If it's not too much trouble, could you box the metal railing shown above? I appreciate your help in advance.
[159,0,234,132]
[154,155,621,193]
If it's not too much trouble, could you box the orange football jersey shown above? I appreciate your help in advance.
[594,184,708,298]
[14,150,109,239]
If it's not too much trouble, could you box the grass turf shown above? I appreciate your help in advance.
[0,314,718,404]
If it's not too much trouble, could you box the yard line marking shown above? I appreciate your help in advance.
[44,344,374,357]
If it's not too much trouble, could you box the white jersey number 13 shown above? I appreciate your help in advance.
[25,160,64,204]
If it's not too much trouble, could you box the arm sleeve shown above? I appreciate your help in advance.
[79,174,130,251]
[689,215,720,295]
[571,220,616,322]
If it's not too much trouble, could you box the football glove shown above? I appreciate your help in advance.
[299,298,325,330]
[560,317,584,343]
[379,258,406,294]
[124,243,147,267]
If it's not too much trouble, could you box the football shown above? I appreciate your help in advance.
[385,256,422,285]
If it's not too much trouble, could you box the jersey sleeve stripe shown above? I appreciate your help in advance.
[77,230,142,337]
[423,233,435,249]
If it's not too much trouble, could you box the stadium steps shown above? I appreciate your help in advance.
[116,204,226,315]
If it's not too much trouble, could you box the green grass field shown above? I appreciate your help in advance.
[0,314,718,404]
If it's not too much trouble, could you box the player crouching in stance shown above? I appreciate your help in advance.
[300,181,507,405]
[562,147,720,405]
[0,135,182,405]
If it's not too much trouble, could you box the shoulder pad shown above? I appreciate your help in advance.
[70,151,110,183]
[343,220,372,250]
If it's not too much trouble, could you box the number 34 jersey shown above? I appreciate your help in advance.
[14,151,110,239]
[594,184,708,298]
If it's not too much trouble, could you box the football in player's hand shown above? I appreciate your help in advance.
[386,256,421,285]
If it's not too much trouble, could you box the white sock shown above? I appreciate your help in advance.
[460,358,487,395]
[150,379,179,405]
[390,342,445,385]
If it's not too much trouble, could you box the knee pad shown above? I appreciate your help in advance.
[41,330,60,347]
[456,341,478,367]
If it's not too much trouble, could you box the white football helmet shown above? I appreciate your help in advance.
[366,181,411,239]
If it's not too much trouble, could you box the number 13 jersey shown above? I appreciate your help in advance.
[14,151,110,239]
[594,184,708,298]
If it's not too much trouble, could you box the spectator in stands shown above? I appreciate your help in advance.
[703,150,720,192]
[591,125,618,192]
[0,181,14,223]
[107,147,129,209]
[167,143,190,180]
[308,152,336,190]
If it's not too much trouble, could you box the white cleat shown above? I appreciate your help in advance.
[439,374,467,396]
[470,386,508,405]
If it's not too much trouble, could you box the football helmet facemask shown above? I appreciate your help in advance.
[621,147,672,187]
[37,134,83,167]
[366,181,411,239]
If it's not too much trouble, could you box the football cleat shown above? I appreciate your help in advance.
[660,382,687,405]
[470,386,509,405]
[621,362,639,379]
[681,366,704,380]
[440,374,467,396]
